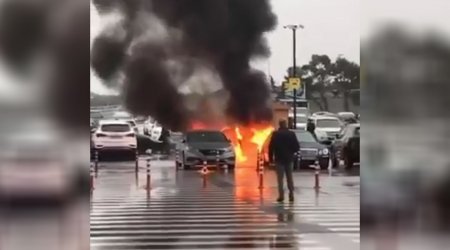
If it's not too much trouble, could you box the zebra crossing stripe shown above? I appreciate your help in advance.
[90,239,319,247]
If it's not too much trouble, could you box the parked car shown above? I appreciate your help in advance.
[309,116,344,142]
[91,120,137,155]
[293,130,331,169]
[331,123,360,169]
[289,114,308,130]
[176,130,236,170]
[261,130,330,170]
[337,112,358,124]
[311,111,338,118]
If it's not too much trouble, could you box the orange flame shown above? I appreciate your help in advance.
[234,127,247,162]
[251,126,274,152]
[191,121,274,167]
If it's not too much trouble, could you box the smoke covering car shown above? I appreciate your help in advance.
[176,130,235,170]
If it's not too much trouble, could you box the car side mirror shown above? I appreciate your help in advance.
[182,139,186,143]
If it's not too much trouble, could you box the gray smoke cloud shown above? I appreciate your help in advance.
[91,0,277,131]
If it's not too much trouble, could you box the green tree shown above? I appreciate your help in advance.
[331,57,360,111]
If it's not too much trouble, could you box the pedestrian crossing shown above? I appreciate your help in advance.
[90,163,359,249]
[246,186,360,245]
[91,169,333,249]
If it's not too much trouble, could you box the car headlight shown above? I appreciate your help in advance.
[320,148,329,155]
[224,147,234,153]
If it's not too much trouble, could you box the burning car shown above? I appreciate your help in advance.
[176,130,236,170]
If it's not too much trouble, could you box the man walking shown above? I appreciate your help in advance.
[269,120,300,202]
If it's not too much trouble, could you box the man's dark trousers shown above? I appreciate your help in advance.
[275,161,294,199]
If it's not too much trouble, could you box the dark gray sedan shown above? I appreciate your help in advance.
[293,130,331,170]
[176,130,236,170]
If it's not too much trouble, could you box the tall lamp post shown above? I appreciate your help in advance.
[283,24,304,129]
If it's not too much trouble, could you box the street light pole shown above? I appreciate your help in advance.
[284,24,304,129]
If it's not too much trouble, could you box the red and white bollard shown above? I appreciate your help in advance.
[314,161,320,189]
[216,151,220,170]
[94,150,99,173]
[201,160,208,188]
[146,157,151,191]
[296,150,301,170]
[258,151,264,189]
[175,149,180,171]
[135,150,139,172]
[90,163,95,192]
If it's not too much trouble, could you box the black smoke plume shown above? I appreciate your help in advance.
[92,0,277,130]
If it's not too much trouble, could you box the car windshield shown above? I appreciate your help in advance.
[295,132,317,143]
[316,119,340,128]
[187,131,228,142]
[101,124,131,132]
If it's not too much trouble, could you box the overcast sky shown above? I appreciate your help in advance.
[90,0,360,94]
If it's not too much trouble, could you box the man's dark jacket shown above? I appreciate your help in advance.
[268,128,300,164]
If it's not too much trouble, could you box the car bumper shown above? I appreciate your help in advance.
[184,152,236,166]
[94,145,137,151]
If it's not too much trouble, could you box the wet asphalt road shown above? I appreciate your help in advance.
[90,157,360,250]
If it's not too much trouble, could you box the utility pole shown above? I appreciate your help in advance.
[283,24,304,129]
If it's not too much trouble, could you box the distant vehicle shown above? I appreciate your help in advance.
[289,107,310,117]
[122,119,138,133]
[176,130,236,170]
[337,112,356,119]
[331,123,360,169]
[310,116,343,142]
[112,111,132,119]
[288,113,309,130]
[143,119,163,143]
[91,120,137,154]
[311,111,338,118]
[337,112,357,124]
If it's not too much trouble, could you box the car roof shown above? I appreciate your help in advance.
[99,120,130,125]
[347,123,360,128]
[311,115,340,120]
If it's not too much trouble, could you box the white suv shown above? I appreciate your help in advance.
[310,116,343,142]
[92,120,137,152]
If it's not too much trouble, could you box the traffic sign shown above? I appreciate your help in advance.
[288,77,301,90]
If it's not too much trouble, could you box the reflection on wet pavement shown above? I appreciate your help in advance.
[90,159,359,250]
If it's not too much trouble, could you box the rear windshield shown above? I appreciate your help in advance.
[187,131,228,142]
[101,124,131,132]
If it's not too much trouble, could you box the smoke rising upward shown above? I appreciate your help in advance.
[92,0,277,131]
